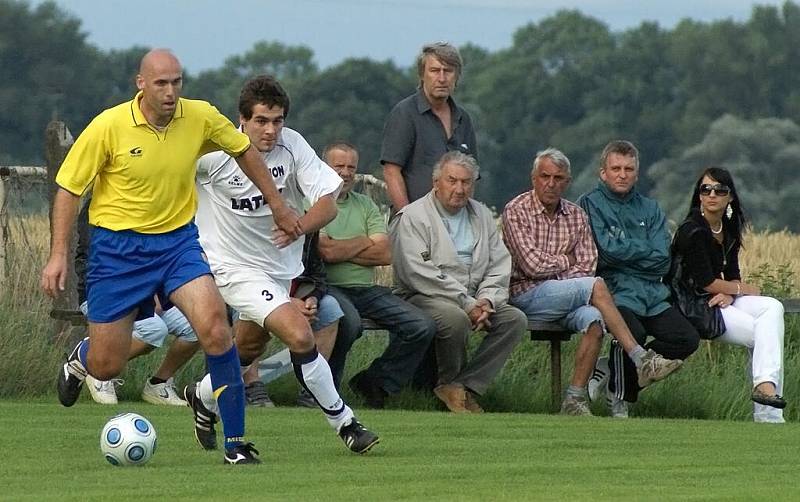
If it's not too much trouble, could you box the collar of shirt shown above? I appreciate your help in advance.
[128,91,184,128]
[597,180,637,202]
[413,89,462,122]
[528,191,571,218]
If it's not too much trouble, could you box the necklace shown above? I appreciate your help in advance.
[710,220,723,234]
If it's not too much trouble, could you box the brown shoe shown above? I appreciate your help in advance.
[434,383,468,413]
[464,390,484,413]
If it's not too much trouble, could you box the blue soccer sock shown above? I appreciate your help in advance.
[206,345,246,451]
[77,337,90,367]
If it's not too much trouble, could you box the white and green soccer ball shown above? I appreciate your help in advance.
[100,413,157,466]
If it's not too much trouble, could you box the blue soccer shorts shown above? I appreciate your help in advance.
[86,223,211,323]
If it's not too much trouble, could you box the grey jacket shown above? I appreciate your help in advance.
[388,192,512,312]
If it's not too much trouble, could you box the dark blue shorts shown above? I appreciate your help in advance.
[86,223,211,323]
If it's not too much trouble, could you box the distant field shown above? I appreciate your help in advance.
[0,400,797,501]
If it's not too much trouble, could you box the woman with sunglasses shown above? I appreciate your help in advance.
[671,166,786,423]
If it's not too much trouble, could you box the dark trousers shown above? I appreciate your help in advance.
[327,285,436,394]
[609,306,699,403]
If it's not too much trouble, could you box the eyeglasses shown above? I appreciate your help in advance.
[699,183,731,196]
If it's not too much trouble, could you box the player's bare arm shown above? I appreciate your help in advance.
[235,145,302,238]
[272,194,337,249]
[41,188,81,297]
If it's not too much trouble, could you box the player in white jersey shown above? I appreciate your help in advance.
[186,75,379,454]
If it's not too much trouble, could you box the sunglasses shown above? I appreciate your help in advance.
[699,183,731,196]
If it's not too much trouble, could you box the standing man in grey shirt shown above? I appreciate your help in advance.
[381,41,478,210]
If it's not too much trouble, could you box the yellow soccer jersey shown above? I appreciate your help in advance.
[56,92,250,233]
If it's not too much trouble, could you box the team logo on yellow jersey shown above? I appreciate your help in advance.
[129,147,143,157]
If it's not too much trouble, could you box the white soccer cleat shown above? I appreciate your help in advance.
[142,378,187,406]
[86,375,121,405]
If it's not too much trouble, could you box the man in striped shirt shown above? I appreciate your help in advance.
[502,147,681,417]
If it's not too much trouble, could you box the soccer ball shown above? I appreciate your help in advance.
[100,413,157,466]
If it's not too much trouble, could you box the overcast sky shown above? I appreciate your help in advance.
[34,0,786,73]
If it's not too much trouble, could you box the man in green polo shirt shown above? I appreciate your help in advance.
[318,142,436,409]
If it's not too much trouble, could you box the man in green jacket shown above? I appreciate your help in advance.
[578,140,699,417]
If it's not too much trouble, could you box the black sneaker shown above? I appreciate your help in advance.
[183,383,218,450]
[296,388,317,408]
[56,337,88,407]
[223,442,261,465]
[349,370,386,409]
[339,418,380,454]
[245,381,275,408]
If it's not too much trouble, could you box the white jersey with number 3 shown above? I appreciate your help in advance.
[195,127,342,280]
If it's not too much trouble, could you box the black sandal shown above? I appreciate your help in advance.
[752,389,787,409]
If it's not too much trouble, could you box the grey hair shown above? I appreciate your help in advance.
[532,147,571,176]
[416,42,463,85]
[432,151,480,181]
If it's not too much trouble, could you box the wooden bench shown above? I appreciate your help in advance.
[252,318,572,410]
[50,298,800,412]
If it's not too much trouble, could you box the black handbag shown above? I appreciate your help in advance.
[667,234,726,340]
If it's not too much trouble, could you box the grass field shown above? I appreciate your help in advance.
[3,209,800,500]
[1,400,798,501]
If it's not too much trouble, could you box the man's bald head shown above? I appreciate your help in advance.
[136,49,183,127]
[139,49,181,77]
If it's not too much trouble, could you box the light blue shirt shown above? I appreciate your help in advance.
[436,202,474,267]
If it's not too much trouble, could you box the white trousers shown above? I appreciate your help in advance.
[718,295,785,423]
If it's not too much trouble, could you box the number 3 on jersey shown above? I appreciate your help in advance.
[261,289,274,302]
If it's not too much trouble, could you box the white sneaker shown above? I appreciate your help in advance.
[142,378,187,406]
[85,375,121,405]
[607,388,629,419]
[588,356,610,402]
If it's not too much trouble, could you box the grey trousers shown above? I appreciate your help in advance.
[406,295,526,395]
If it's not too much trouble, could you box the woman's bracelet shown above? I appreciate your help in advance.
[735,283,741,296]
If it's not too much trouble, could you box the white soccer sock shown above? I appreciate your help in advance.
[198,373,220,415]
[292,350,354,432]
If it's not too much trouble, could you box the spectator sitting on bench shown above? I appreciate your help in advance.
[671,166,786,423]
[318,141,436,409]
[502,147,683,417]
[389,151,527,413]
[578,140,700,418]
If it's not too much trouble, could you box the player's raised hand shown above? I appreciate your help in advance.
[41,254,68,298]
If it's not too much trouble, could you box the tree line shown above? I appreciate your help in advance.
[4,0,800,231]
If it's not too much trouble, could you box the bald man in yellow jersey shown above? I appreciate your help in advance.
[40,49,298,465]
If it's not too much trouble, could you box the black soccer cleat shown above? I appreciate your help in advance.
[56,338,88,407]
[339,418,380,454]
[183,383,218,450]
[223,442,261,465]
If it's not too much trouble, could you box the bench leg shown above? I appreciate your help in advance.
[551,341,562,413]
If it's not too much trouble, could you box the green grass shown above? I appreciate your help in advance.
[0,400,797,501]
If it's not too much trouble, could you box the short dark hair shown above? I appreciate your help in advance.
[238,75,290,120]
[600,140,639,170]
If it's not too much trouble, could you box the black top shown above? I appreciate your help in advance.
[671,209,741,289]
[380,90,477,203]
[293,231,328,302]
